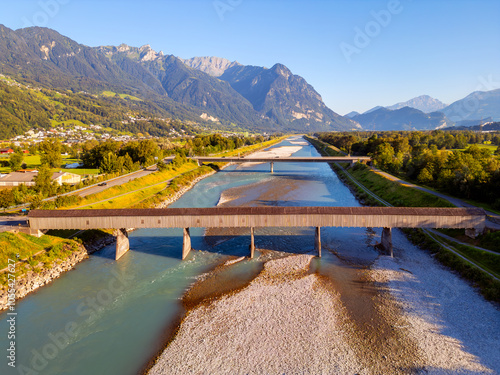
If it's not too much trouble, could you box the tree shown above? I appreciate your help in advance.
[34,165,54,196]
[28,144,38,155]
[29,194,43,210]
[372,142,395,170]
[99,152,120,174]
[0,189,15,209]
[82,140,120,168]
[122,153,135,172]
[417,167,434,185]
[39,139,62,168]
[156,159,169,172]
[9,151,23,172]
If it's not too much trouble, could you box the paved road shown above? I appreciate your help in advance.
[68,166,158,198]
[40,165,160,202]
[0,216,28,232]
[3,165,162,214]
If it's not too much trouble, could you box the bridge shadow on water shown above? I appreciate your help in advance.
[92,230,340,261]
[141,233,322,260]
[92,225,381,266]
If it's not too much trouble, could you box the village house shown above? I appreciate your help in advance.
[0,170,82,187]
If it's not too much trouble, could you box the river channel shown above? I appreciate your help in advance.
[1,136,397,374]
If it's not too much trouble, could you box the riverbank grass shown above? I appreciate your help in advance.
[0,231,81,287]
[346,163,454,208]
[70,161,199,209]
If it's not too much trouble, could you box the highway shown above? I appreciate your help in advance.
[65,166,158,198]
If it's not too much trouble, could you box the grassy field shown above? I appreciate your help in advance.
[101,90,142,101]
[0,231,81,287]
[439,237,500,278]
[50,119,87,127]
[0,154,99,175]
[452,143,498,152]
[438,228,500,253]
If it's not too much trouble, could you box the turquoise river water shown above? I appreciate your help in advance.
[1,136,385,375]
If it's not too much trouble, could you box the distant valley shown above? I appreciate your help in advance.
[0,24,499,136]
[0,25,359,136]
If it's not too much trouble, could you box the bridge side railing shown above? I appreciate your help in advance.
[28,207,486,260]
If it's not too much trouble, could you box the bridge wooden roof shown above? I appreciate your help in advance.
[28,207,486,230]
[29,206,485,218]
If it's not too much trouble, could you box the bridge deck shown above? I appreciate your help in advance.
[29,207,485,230]
[193,156,371,163]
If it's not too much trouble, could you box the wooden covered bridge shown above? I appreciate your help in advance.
[28,207,485,260]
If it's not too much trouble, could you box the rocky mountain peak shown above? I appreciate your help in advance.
[181,56,241,77]
[386,95,447,113]
[117,44,130,52]
[271,63,292,78]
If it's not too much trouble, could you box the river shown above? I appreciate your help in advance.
[3,136,497,374]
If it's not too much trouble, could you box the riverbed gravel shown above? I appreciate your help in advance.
[149,254,363,374]
[370,230,500,374]
[150,230,500,374]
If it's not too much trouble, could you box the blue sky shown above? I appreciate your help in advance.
[2,0,500,115]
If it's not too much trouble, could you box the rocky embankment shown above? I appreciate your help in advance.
[0,234,115,311]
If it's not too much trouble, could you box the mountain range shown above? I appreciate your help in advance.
[440,89,500,123]
[347,92,500,131]
[1,24,498,135]
[351,107,453,131]
[0,25,359,134]
[385,95,447,113]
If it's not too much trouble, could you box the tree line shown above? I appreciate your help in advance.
[0,133,275,209]
[316,130,500,209]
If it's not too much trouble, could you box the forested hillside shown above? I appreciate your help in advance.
[0,25,359,134]
[0,79,195,139]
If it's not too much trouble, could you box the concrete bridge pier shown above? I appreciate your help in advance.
[381,227,393,257]
[250,227,255,258]
[270,162,274,173]
[115,228,129,260]
[465,227,482,238]
[315,226,321,257]
[182,228,191,260]
[197,160,203,167]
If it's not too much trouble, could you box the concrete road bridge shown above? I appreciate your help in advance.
[28,207,485,260]
[191,156,371,172]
